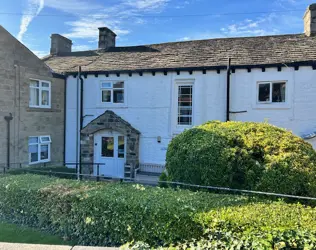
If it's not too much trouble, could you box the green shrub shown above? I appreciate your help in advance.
[165,121,316,197]
[0,174,248,247]
[7,166,77,179]
[127,203,316,249]
[1,175,315,249]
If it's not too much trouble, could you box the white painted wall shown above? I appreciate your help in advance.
[65,66,316,165]
[230,66,316,149]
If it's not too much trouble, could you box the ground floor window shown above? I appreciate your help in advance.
[258,81,286,103]
[177,85,193,126]
[28,136,51,164]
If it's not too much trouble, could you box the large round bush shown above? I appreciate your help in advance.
[165,121,316,196]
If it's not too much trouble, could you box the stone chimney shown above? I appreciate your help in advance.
[304,3,316,36]
[50,34,72,55]
[98,27,117,50]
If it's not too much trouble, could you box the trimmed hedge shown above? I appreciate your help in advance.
[7,166,77,179]
[165,121,316,197]
[124,203,316,249]
[1,174,316,249]
[0,174,248,246]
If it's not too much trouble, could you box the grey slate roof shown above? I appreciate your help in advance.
[43,34,316,74]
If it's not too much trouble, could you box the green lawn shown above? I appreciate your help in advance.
[0,222,71,245]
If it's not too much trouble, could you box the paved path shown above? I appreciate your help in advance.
[0,243,118,250]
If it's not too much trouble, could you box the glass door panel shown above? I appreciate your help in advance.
[101,137,114,157]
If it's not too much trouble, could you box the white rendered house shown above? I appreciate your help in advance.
[44,4,316,179]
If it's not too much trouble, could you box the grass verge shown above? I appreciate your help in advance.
[0,221,71,245]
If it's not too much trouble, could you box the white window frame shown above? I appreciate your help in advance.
[29,79,51,108]
[175,81,194,128]
[100,81,125,104]
[28,136,51,164]
[257,81,287,104]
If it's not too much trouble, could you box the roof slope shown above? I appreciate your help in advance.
[43,34,316,74]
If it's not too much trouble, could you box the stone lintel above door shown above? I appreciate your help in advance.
[80,110,140,175]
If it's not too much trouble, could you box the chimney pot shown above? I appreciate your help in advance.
[50,34,72,55]
[304,3,316,36]
[98,27,116,50]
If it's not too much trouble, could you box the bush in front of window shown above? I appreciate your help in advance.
[164,121,316,197]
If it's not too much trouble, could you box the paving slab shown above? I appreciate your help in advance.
[0,243,119,250]
[0,243,72,250]
[73,247,118,249]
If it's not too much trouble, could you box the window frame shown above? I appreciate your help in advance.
[29,79,51,109]
[175,81,194,129]
[100,81,125,104]
[257,81,287,104]
[28,135,51,164]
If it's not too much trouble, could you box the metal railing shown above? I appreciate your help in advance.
[1,162,316,203]
[0,162,106,181]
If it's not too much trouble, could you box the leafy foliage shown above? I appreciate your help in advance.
[0,174,247,247]
[165,121,316,197]
[7,166,77,179]
[125,202,316,249]
[1,174,316,249]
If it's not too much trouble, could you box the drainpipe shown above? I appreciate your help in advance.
[226,58,231,122]
[63,77,67,165]
[4,113,13,170]
[76,67,80,179]
[79,67,84,179]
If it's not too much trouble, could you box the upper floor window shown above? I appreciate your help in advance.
[28,136,51,164]
[257,81,286,103]
[177,85,193,126]
[29,79,51,108]
[101,81,124,104]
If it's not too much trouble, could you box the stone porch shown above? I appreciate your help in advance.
[80,110,140,176]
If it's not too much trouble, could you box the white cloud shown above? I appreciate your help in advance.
[63,18,130,39]
[125,0,169,10]
[43,0,102,12]
[32,50,49,58]
[179,36,190,41]
[177,32,226,41]
[72,45,93,51]
[18,0,171,51]
[176,9,304,43]
[221,14,281,37]
[57,0,169,43]
[175,0,190,9]
[17,0,44,42]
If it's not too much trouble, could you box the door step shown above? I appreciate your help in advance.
[124,164,133,181]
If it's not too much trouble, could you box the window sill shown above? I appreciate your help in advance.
[27,107,61,112]
[173,125,193,135]
[29,159,50,165]
[96,105,128,109]
[253,103,291,110]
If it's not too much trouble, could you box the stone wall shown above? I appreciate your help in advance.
[0,26,65,167]
[81,110,140,175]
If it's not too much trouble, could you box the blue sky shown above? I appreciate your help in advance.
[0,0,315,57]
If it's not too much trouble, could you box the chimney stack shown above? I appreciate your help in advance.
[304,3,316,37]
[50,34,72,55]
[98,27,116,50]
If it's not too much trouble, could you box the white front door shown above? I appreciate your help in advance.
[94,131,126,178]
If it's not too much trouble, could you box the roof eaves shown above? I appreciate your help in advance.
[64,60,316,76]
